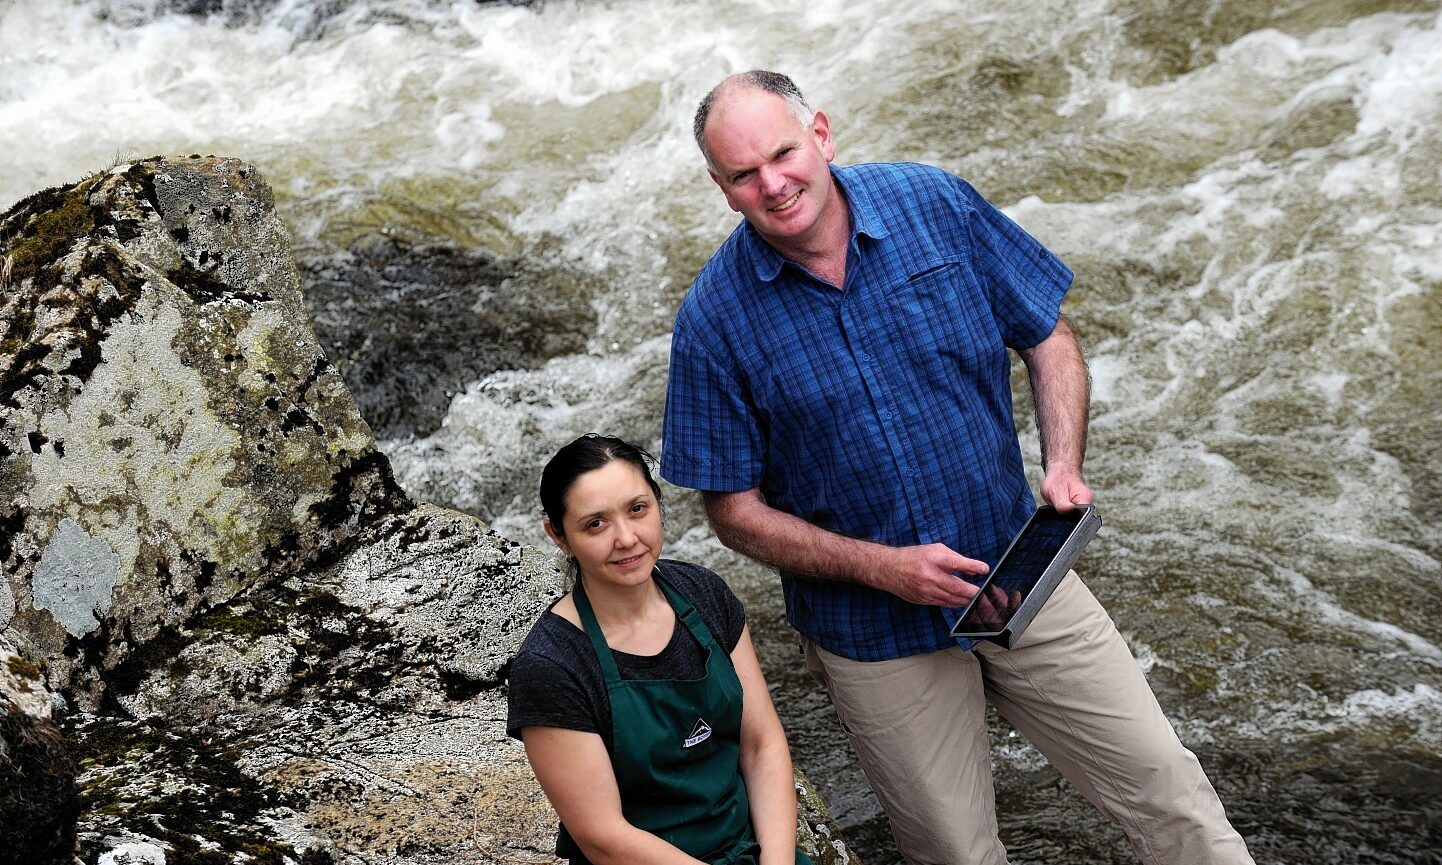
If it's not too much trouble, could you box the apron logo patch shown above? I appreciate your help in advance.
[683,718,712,749]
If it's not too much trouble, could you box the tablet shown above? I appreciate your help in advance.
[949,504,1101,648]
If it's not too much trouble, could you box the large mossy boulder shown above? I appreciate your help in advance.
[0,157,859,865]
[0,156,410,704]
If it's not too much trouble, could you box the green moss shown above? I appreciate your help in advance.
[165,834,231,865]
[195,606,288,638]
[6,655,43,680]
[70,716,171,766]
[4,179,97,284]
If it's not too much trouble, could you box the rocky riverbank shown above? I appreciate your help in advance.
[0,156,858,865]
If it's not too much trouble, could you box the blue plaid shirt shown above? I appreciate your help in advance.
[661,162,1073,661]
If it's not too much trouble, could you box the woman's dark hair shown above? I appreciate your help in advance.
[539,434,663,535]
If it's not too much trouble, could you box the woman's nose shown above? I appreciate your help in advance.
[614,524,638,547]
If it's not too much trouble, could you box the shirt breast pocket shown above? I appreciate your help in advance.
[884,258,994,376]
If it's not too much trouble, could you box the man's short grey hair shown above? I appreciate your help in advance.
[693,71,813,168]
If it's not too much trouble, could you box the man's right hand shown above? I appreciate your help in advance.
[866,544,990,607]
[703,489,991,607]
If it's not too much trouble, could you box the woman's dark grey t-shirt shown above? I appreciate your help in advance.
[505,559,747,743]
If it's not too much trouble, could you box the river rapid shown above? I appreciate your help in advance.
[4,0,1440,862]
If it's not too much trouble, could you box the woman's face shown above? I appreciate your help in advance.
[545,459,662,590]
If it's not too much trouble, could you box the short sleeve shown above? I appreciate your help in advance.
[701,565,748,653]
[660,318,765,492]
[954,178,1073,349]
[506,648,603,740]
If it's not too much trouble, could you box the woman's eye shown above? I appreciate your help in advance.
[587,519,604,530]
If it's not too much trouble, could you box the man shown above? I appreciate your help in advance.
[660,70,1254,865]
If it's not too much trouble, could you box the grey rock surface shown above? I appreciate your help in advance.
[1,158,860,865]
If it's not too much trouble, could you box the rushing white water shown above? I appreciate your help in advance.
[5,0,1440,861]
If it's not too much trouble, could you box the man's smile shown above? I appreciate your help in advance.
[770,190,802,212]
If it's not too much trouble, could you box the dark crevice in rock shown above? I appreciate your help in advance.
[251,451,413,589]
[311,449,413,532]
[67,714,333,865]
[96,625,193,712]
[436,667,488,701]
[0,705,81,865]
[128,162,166,217]
[0,502,28,585]
[89,160,164,245]
[166,257,262,305]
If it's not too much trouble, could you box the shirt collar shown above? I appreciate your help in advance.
[741,164,890,283]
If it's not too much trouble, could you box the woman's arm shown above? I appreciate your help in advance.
[732,625,800,865]
[523,726,708,865]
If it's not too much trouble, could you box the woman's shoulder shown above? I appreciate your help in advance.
[656,558,733,598]
[507,605,607,741]
[516,601,587,664]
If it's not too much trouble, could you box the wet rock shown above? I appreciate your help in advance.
[798,769,864,865]
[301,237,596,440]
[0,158,859,865]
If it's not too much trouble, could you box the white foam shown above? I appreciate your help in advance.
[1268,684,1442,747]
[382,335,671,529]
[1276,566,1442,662]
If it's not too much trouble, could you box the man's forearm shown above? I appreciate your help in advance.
[1020,314,1089,474]
[701,489,989,607]
[702,488,884,584]
[1019,314,1095,510]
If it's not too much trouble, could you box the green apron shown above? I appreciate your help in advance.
[561,570,814,865]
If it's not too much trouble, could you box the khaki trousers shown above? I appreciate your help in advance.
[803,571,1254,865]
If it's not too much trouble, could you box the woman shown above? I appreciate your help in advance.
[506,434,814,865]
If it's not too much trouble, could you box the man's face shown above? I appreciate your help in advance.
[704,89,837,250]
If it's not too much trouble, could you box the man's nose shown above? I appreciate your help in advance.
[758,164,786,196]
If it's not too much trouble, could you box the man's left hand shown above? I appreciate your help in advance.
[1040,469,1093,514]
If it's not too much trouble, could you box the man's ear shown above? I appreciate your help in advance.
[811,110,837,162]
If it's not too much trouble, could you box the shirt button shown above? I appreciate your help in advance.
[882,409,893,419]
[859,352,871,362]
